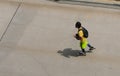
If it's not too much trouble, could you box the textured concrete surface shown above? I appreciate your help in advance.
[0,0,120,76]
[0,1,19,40]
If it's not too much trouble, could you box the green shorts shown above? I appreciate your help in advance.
[80,41,88,49]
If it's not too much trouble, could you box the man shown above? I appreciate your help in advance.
[75,21,95,56]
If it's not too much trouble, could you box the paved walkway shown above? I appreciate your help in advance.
[0,0,120,76]
[54,0,120,9]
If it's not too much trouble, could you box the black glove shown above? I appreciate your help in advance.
[75,33,80,40]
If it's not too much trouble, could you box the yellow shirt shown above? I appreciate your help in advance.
[78,28,87,42]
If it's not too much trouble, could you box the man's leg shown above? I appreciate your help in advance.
[88,43,95,50]
[80,41,87,56]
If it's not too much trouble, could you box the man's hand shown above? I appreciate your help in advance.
[74,33,80,40]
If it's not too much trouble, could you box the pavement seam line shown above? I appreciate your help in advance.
[0,2,22,42]
[57,0,120,9]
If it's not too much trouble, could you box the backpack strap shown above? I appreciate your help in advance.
[78,27,83,32]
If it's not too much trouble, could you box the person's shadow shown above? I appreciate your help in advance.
[57,48,83,58]
[57,48,92,58]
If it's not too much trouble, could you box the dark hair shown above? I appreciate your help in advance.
[75,21,81,28]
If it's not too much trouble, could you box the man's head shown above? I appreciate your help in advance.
[75,21,81,28]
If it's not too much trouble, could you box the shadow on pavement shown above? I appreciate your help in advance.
[57,48,83,58]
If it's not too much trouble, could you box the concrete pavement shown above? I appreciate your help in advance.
[0,0,120,76]
[54,0,120,9]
